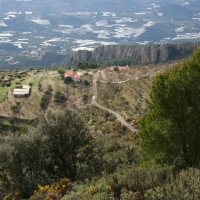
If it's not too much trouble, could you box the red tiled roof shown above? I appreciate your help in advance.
[119,66,129,70]
[72,74,79,79]
[65,71,76,76]
[65,71,80,80]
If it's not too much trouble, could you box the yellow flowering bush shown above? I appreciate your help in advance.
[36,178,70,194]
[88,185,95,194]
[62,179,113,200]
[31,178,71,200]
[105,185,112,191]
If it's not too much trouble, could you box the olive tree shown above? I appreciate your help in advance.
[39,109,93,181]
[0,109,93,198]
[0,130,47,197]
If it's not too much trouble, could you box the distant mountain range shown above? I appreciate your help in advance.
[0,0,200,68]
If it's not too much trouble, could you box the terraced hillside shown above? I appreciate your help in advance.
[0,62,175,136]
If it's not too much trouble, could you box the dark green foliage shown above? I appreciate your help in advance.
[109,165,169,199]
[139,48,200,169]
[57,68,66,79]
[82,94,89,103]
[93,135,137,175]
[64,76,73,84]
[54,91,67,103]
[0,143,15,198]
[40,110,93,181]
[83,80,90,86]
[15,82,21,85]
[40,94,52,110]
[0,116,34,135]
[38,81,42,91]
[47,84,53,92]
[77,62,98,69]
[0,110,93,198]
[40,85,53,110]
[11,103,21,113]
[0,131,47,198]
[0,80,11,87]
[145,168,200,200]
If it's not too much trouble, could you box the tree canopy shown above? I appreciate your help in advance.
[0,110,93,198]
[40,110,93,181]
[139,48,200,169]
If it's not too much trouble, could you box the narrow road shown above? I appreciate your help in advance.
[91,73,137,133]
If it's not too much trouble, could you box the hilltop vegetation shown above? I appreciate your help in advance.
[0,49,200,199]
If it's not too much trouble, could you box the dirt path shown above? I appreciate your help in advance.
[91,72,137,133]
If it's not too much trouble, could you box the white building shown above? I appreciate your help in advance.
[13,85,31,97]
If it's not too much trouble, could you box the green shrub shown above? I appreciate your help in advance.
[144,168,200,200]
[54,91,67,103]
[40,93,52,110]
[108,165,170,198]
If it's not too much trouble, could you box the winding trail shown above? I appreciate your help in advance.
[91,73,137,133]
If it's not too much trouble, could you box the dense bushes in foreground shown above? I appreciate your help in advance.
[0,110,93,199]
[2,112,200,200]
[29,167,200,200]
[0,110,138,199]
[1,49,200,199]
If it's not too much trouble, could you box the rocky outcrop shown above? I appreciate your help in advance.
[68,50,92,65]
[68,42,200,66]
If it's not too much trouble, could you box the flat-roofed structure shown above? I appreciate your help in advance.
[13,85,31,97]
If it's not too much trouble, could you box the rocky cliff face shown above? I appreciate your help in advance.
[68,42,200,66]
